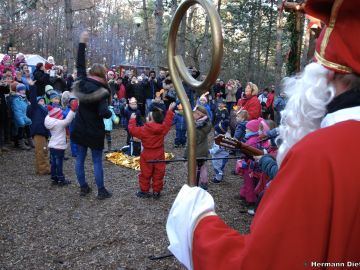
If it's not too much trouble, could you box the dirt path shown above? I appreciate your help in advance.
[0,127,252,269]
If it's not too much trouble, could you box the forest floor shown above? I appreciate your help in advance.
[0,126,252,270]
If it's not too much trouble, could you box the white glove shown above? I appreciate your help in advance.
[166,184,215,270]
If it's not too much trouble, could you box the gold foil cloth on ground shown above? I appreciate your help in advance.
[105,152,175,171]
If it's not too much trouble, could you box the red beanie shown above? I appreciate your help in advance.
[47,105,63,120]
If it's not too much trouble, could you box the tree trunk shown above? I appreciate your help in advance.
[255,0,262,83]
[142,0,150,64]
[199,16,210,75]
[275,0,284,87]
[64,0,74,73]
[263,0,274,82]
[154,0,164,72]
[179,15,186,58]
[246,0,256,82]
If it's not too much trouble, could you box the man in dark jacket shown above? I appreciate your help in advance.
[71,31,113,200]
[33,63,51,96]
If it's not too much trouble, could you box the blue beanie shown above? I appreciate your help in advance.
[49,92,60,100]
[36,96,45,103]
[16,83,26,92]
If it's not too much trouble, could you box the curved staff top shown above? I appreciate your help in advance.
[167,0,223,186]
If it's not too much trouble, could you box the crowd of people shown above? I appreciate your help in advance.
[0,30,287,203]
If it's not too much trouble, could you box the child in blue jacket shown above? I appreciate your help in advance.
[172,103,187,148]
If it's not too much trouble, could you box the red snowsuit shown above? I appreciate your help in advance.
[128,110,174,193]
[192,120,360,269]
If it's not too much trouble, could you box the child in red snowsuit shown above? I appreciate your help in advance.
[128,102,176,199]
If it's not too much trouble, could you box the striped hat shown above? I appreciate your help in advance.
[47,105,63,120]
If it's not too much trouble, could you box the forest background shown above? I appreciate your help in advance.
[0,0,319,88]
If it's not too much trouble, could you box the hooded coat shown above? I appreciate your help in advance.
[70,43,112,150]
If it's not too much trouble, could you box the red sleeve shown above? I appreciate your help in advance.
[266,93,274,108]
[128,118,143,139]
[192,129,360,269]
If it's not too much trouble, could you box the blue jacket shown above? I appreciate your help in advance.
[103,106,118,131]
[234,121,247,142]
[9,94,32,128]
[123,106,143,130]
[27,85,49,137]
[173,111,187,131]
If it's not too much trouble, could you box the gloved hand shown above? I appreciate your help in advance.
[70,99,79,112]
[166,184,215,270]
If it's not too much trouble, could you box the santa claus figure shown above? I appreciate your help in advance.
[166,0,360,269]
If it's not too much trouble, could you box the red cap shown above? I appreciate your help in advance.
[305,0,360,74]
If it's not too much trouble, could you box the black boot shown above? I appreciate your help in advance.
[97,188,112,200]
[57,176,71,186]
[80,185,92,196]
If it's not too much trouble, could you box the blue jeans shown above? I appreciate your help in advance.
[50,148,64,179]
[75,144,104,189]
[145,98,153,116]
[175,129,187,145]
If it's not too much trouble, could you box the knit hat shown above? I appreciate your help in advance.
[37,96,45,103]
[214,120,229,135]
[199,91,209,103]
[49,91,60,101]
[16,83,26,92]
[1,54,11,64]
[47,105,63,120]
[45,85,54,92]
[246,118,262,132]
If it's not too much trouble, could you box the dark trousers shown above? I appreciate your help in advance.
[175,129,187,146]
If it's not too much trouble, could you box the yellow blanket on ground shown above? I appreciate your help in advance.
[105,152,175,171]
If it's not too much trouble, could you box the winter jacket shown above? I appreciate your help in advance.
[128,110,174,152]
[237,95,261,120]
[0,84,10,124]
[70,42,112,150]
[273,96,286,112]
[214,107,229,126]
[33,69,51,96]
[225,85,237,103]
[127,82,145,104]
[144,78,159,100]
[173,111,187,131]
[45,110,75,150]
[103,106,118,131]
[184,118,212,158]
[9,94,32,128]
[234,120,247,141]
[123,106,143,130]
[27,85,49,137]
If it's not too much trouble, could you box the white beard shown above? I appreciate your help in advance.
[276,63,336,165]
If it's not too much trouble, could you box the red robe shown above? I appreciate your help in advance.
[193,120,360,269]
[237,95,261,120]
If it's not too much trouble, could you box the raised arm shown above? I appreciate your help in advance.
[76,31,89,79]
